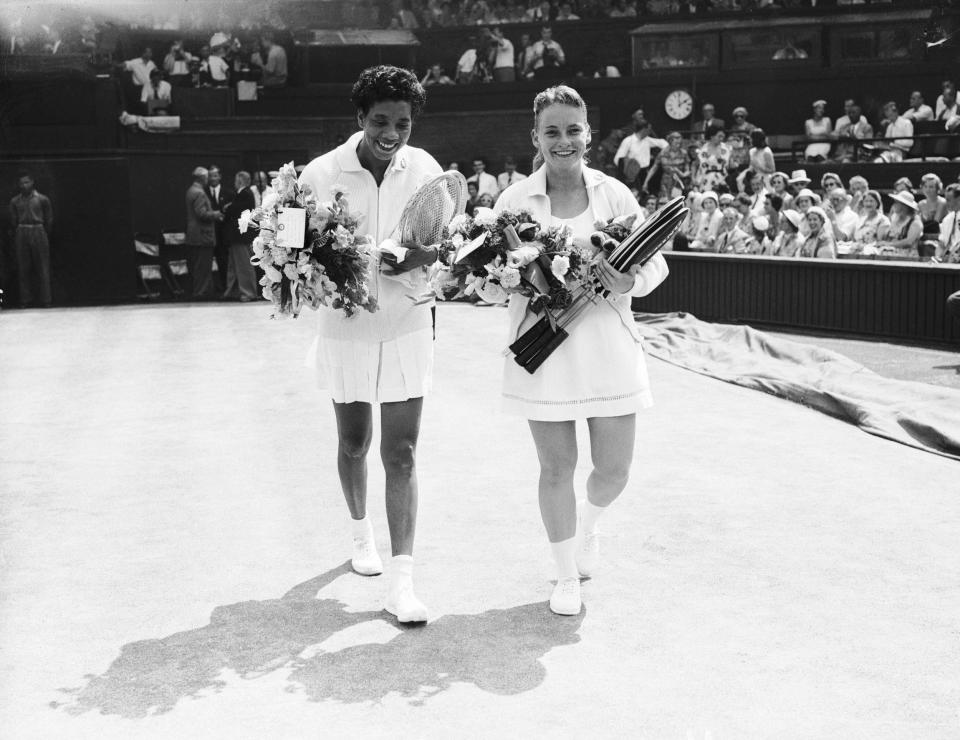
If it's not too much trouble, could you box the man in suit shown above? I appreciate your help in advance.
[204,165,233,293]
[185,167,223,300]
[222,171,259,301]
[691,103,725,141]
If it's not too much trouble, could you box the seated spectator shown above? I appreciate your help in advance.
[467,157,499,198]
[642,194,659,219]
[747,129,775,181]
[497,156,527,191]
[164,40,194,86]
[824,188,858,242]
[691,103,725,142]
[733,192,754,231]
[476,192,496,209]
[555,2,580,20]
[524,1,553,22]
[844,189,890,257]
[123,47,157,87]
[873,102,914,163]
[848,175,869,216]
[615,121,667,191]
[259,32,287,88]
[693,124,731,193]
[892,177,914,194]
[819,171,842,197]
[141,68,172,113]
[937,183,960,263]
[878,191,923,256]
[687,191,722,251]
[742,170,767,211]
[903,90,934,122]
[804,99,832,162]
[758,192,783,244]
[766,209,803,257]
[918,174,947,224]
[833,105,873,163]
[935,80,957,121]
[608,0,638,17]
[797,207,837,259]
[421,63,454,86]
[832,98,856,137]
[644,131,691,204]
[527,26,565,80]
[769,171,791,209]
[714,207,756,254]
[793,187,820,237]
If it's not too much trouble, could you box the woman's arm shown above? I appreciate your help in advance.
[880,218,923,249]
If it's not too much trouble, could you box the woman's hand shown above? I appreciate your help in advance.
[594,256,635,295]
[381,244,438,275]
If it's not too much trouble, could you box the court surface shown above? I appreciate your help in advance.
[1,302,958,739]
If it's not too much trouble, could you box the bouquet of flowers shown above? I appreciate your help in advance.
[239,162,378,318]
[427,206,590,308]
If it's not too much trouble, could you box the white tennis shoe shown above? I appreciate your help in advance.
[351,536,384,576]
[384,583,429,623]
[550,577,582,616]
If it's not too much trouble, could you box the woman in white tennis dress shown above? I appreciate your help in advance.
[495,85,669,615]
[298,66,441,624]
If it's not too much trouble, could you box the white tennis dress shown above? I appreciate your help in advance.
[496,164,669,421]
[298,132,442,404]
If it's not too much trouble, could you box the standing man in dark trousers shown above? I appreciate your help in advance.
[222,170,258,301]
[8,172,53,308]
[185,166,222,300]
[204,165,232,295]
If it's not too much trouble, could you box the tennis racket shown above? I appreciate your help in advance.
[397,170,468,247]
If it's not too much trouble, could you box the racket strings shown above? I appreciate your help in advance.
[398,171,468,246]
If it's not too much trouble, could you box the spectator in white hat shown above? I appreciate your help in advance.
[798,206,836,259]
[878,191,923,254]
[767,208,803,257]
[205,32,230,85]
[804,100,832,161]
[688,190,723,251]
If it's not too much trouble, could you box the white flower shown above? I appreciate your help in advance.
[475,278,508,304]
[448,213,469,233]
[283,262,299,281]
[551,255,570,280]
[238,209,255,234]
[333,224,354,249]
[500,266,521,289]
[270,246,290,264]
[263,264,282,282]
[279,161,297,182]
[473,207,497,227]
[261,190,280,212]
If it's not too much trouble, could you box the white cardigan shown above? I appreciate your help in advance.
[494,163,669,342]
[298,131,442,342]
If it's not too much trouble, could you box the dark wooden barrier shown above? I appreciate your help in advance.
[635,253,960,346]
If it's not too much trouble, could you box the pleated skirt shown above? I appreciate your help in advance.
[311,327,434,404]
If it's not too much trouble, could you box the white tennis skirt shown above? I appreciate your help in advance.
[311,327,434,404]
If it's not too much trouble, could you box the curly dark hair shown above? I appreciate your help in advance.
[350,65,427,119]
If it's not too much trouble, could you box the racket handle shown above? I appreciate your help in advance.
[509,314,554,357]
[517,325,570,374]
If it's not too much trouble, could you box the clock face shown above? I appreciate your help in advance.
[665,89,693,120]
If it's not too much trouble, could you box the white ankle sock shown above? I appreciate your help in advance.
[351,516,373,540]
[580,499,607,534]
[389,554,414,591]
[550,537,579,580]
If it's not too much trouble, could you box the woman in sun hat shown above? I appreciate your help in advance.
[878,191,923,256]
[797,206,837,258]
[803,99,832,161]
[688,189,723,250]
[767,208,803,257]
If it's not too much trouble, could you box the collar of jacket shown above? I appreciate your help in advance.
[335,130,409,175]
[524,163,607,198]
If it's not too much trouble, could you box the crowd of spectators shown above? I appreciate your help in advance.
[383,0,931,29]
[800,81,960,164]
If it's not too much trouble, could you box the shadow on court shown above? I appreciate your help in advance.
[55,563,584,718]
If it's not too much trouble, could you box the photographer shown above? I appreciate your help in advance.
[163,40,194,87]
[527,26,565,81]
[487,26,515,82]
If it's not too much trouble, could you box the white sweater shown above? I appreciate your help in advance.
[494,163,669,343]
[298,131,442,342]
